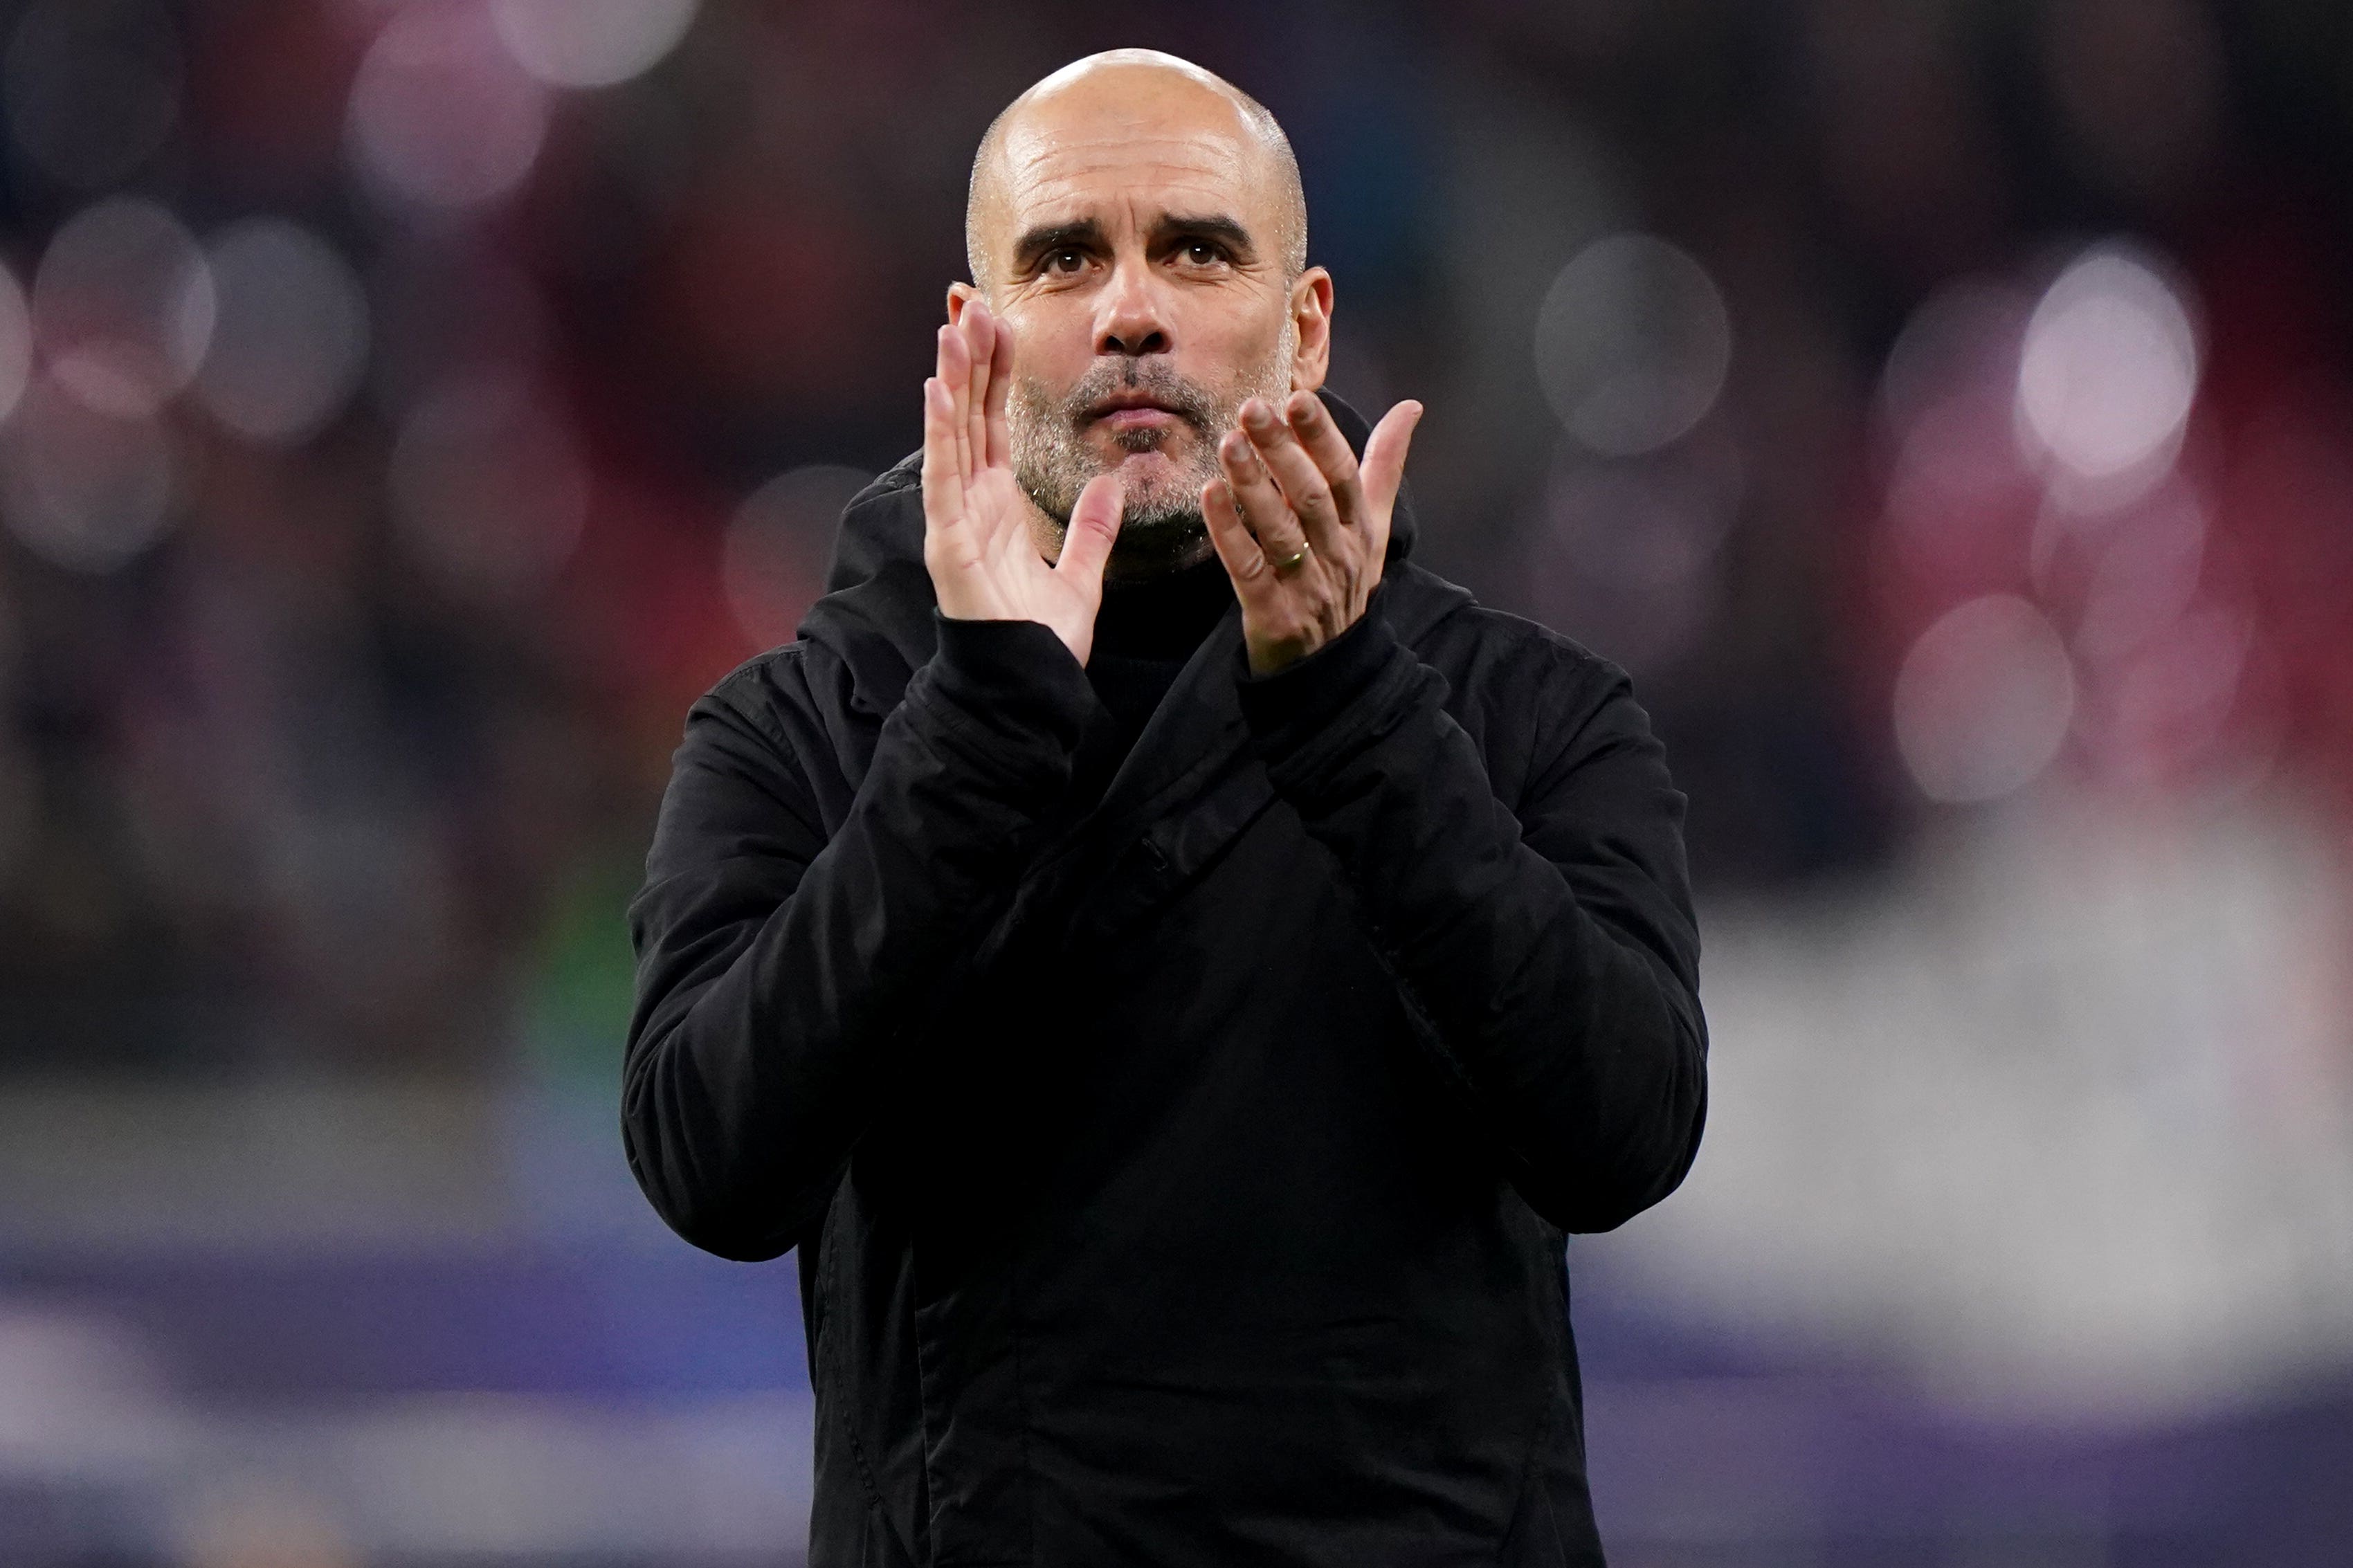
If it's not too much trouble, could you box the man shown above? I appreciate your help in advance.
[626,49,1706,1567]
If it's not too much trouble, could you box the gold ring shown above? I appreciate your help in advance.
[1273,544,1309,574]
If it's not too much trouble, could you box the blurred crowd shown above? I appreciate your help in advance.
[0,0,2348,1081]
[6,0,2353,1560]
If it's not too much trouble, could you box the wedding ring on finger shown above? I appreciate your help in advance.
[1272,543,1310,575]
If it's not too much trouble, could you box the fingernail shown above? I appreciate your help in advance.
[1242,401,1272,428]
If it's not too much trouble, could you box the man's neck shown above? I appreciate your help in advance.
[1103,522,1218,582]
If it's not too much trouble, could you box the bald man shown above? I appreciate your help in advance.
[628,51,1706,1568]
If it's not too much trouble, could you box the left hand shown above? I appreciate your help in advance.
[1201,391,1424,675]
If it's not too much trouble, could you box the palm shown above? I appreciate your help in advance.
[922,302,1122,664]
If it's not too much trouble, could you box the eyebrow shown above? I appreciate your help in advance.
[1006,212,1261,275]
[1010,218,1106,275]
[1156,213,1257,259]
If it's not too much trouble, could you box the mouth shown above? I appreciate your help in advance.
[1084,390,1187,435]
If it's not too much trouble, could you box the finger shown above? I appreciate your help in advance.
[1282,391,1369,531]
[961,302,993,475]
[1218,423,1310,572]
[1202,476,1278,606]
[937,324,973,484]
[1242,397,1345,558]
[920,375,965,533]
[983,304,1015,470]
[1054,472,1124,592]
[1359,399,1424,563]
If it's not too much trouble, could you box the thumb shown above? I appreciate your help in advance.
[1360,399,1424,524]
[1055,472,1124,590]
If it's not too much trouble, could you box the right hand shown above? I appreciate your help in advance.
[923,300,1123,665]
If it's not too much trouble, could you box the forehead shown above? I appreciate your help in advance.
[988,89,1273,238]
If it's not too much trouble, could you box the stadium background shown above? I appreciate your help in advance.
[3,1,2352,1562]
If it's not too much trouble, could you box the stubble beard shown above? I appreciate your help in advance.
[1009,327,1295,576]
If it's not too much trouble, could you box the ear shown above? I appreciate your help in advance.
[947,281,981,323]
[1287,267,1334,393]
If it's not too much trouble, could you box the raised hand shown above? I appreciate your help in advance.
[1201,391,1424,675]
[922,299,1125,664]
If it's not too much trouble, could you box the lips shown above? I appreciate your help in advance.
[1087,390,1179,421]
[1065,368,1212,439]
[1098,408,1179,435]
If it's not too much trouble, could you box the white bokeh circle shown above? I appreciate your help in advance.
[489,0,699,89]
[1894,594,2076,803]
[195,219,371,444]
[1534,233,1732,456]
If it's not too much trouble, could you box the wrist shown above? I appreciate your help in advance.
[930,614,1091,740]
[1246,605,1362,676]
[1237,586,1399,719]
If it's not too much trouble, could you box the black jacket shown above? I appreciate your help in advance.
[625,393,1707,1567]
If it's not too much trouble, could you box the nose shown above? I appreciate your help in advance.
[1094,258,1170,358]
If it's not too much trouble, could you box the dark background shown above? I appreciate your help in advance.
[3,1,2352,1562]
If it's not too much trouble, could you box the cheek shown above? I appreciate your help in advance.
[1002,303,1093,392]
[1177,295,1291,385]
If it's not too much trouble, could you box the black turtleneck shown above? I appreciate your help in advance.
[1071,554,1235,803]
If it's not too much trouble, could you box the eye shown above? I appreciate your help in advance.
[1044,248,1086,275]
[1180,240,1225,266]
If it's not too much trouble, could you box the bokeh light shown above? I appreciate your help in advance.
[2082,601,2255,789]
[0,7,2348,1560]
[1529,438,1740,675]
[1878,279,2032,441]
[194,219,370,445]
[1534,233,1732,457]
[2015,246,2201,507]
[0,260,33,423]
[30,197,215,418]
[1,0,183,191]
[1883,397,2032,587]
[0,374,179,573]
[489,0,700,90]
[345,6,549,211]
[723,466,872,651]
[389,370,585,600]
[1893,593,2076,803]
[2069,483,2208,664]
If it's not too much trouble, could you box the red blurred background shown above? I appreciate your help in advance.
[5,1,2353,1563]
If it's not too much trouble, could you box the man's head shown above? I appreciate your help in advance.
[954,50,1331,572]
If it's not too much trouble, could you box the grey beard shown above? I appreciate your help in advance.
[1008,343,1293,549]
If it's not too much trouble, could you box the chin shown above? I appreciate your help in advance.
[1108,445,1182,478]
[1108,453,1207,516]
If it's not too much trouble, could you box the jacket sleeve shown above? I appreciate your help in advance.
[1235,595,1707,1233]
[623,618,1093,1261]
